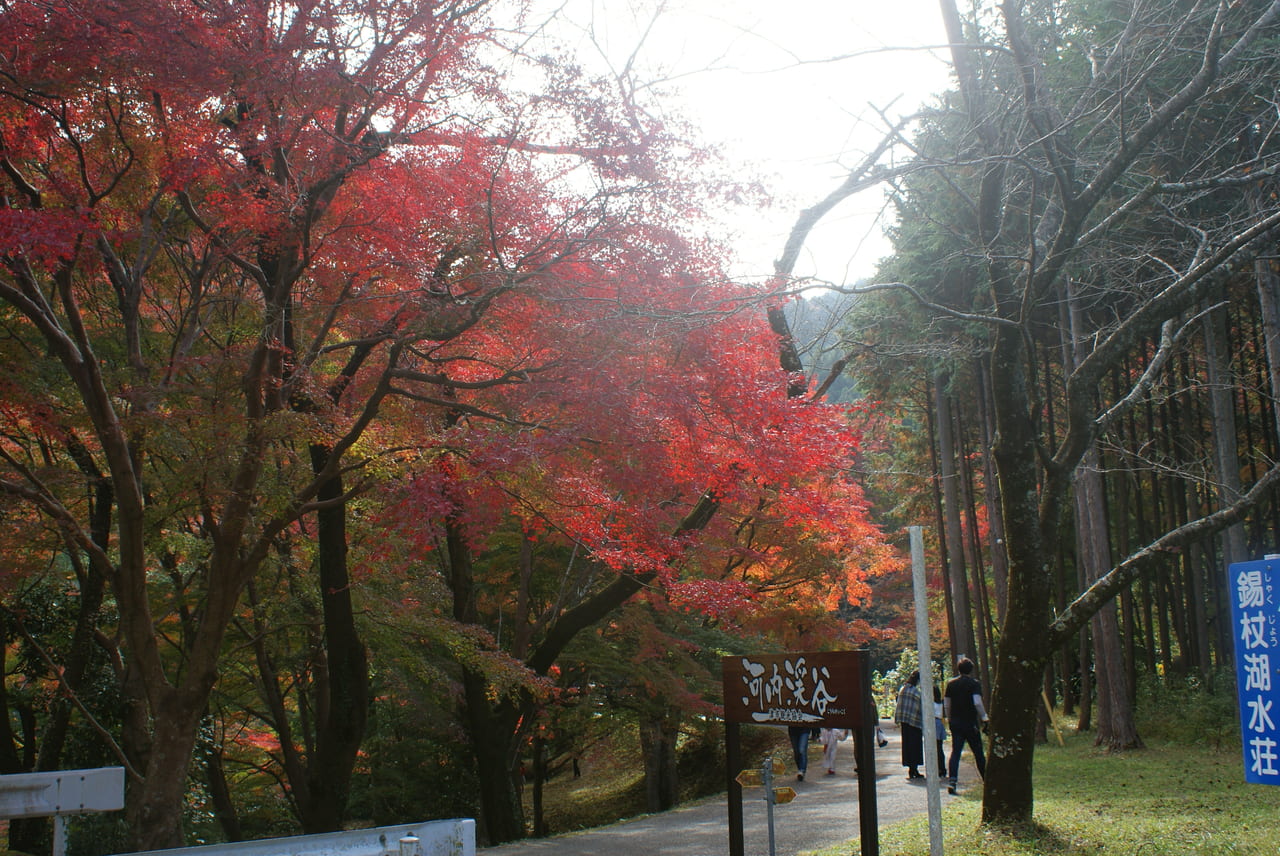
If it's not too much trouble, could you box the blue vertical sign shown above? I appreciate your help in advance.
[1229,558,1280,785]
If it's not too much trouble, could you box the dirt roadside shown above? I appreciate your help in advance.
[479,720,981,856]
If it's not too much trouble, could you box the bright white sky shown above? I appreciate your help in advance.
[543,0,954,286]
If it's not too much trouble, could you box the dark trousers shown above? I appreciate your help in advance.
[947,722,986,783]
[788,727,810,774]
[900,722,924,769]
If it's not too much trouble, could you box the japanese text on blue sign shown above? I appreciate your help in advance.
[1229,559,1280,785]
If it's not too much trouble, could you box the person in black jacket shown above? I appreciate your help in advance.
[943,657,988,794]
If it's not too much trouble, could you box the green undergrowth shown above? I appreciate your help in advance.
[811,731,1280,856]
[529,724,788,835]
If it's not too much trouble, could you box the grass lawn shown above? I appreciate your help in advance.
[810,730,1280,856]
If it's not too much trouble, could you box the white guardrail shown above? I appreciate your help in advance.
[0,768,472,856]
[0,767,125,856]
[117,820,476,856]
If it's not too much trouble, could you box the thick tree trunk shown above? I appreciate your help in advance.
[447,520,526,845]
[959,418,996,687]
[977,359,1010,621]
[1204,303,1249,570]
[531,733,547,838]
[1067,285,1140,750]
[205,743,243,842]
[1089,568,1141,749]
[129,692,207,851]
[1075,624,1093,733]
[983,322,1053,825]
[639,709,681,813]
[117,503,246,852]
[1055,547,1077,718]
[1186,540,1214,682]
[1254,232,1280,436]
[1083,448,1136,746]
[984,628,1048,824]
[461,668,525,846]
[1110,399,1140,698]
[1092,601,1140,751]
[926,389,959,653]
[935,372,977,661]
[296,447,370,834]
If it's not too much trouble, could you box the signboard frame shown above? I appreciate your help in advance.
[722,650,877,856]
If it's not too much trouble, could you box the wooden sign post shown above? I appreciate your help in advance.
[722,650,877,856]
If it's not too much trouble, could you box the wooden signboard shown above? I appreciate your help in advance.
[722,650,877,856]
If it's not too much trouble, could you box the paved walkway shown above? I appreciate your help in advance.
[480,721,981,856]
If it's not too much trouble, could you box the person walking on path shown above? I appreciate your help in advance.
[819,727,849,775]
[943,657,988,794]
[892,670,925,780]
[788,725,812,780]
[931,686,947,776]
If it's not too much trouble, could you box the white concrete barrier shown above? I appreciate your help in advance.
[0,767,124,818]
[116,820,475,856]
[0,767,125,856]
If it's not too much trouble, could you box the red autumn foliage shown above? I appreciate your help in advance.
[0,0,889,845]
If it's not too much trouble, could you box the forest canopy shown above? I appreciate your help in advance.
[784,0,1280,828]
[0,0,892,850]
[6,0,1280,851]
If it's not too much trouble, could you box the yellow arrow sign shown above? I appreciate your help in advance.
[771,758,786,775]
[772,787,797,805]
[735,769,763,788]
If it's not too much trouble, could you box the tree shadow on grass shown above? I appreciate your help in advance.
[979,820,1102,854]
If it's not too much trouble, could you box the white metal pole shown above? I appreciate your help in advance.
[52,815,67,856]
[764,757,777,856]
[910,525,944,856]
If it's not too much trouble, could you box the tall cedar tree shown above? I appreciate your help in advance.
[776,0,1280,829]
[840,0,1280,825]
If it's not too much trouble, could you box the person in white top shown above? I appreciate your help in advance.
[819,727,849,775]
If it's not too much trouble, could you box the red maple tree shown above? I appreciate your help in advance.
[0,0,883,847]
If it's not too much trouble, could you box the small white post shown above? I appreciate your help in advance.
[763,758,776,856]
[52,815,68,856]
[910,525,944,856]
[398,836,419,856]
